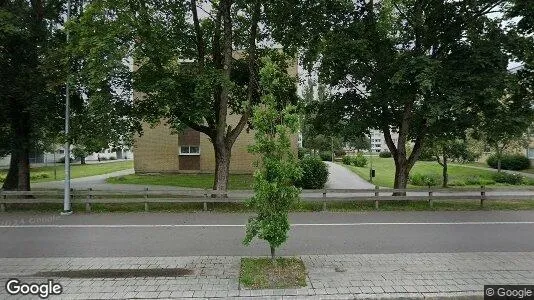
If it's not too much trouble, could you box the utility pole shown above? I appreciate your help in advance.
[331,136,334,162]
[62,0,72,215]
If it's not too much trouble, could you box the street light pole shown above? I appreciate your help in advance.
[62,0,72,215]
[369,132,373,183]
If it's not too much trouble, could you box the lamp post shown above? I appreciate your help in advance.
[62,0,72,215]
[369,132,373,183]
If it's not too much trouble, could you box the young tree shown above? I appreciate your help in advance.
[243,59,301,261]
[71,0,302,192]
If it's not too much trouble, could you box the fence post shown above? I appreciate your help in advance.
[428,188,433,208]
[322,189,327,211]
[70,188,74,210]
[480,185,486,208]
[85,188,92,213]
[0,193,5,212]
[144,187,149,212]
[204,189,208,211]
[374,186,379,209]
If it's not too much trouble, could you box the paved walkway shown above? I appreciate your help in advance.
[325,162,375,189]
[33,169,136,190]
[1,252,532,299]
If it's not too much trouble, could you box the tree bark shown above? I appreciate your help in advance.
[393,158,410,195]
[2,152,19,190]
[80,156,86,164]
[213,142,231,193]
[442,155,448,188]
[270,245,276,262]
[17,146,30,191]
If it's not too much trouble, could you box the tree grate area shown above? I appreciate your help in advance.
[34,268,194,278]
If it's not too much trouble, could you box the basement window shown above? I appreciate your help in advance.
[179,146,200,156]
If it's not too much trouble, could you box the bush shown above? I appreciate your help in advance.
[319,151,332,162]
[341,156,352,165]
[109,156,117,160]
[298,148,310,159]
[492,172,523,185]
[58,156,74,163]
[0,174,5,183]
[351,153,368,167]
[448,180,465,187]
[295,156,329,189]
[30,172,50,180]
[334,149,346,157]
[487,154,530,171]
[464,176,482,186]
[409,173,441,186]
[379,151,392,158]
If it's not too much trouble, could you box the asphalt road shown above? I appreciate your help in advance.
[1,211,534,258]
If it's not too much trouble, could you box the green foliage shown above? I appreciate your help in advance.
[487,154,531,170]
[492,172,524,185]
[409,173,441,187]
[319,151,333,161]
[342,156,352,165]
[379,151,392,158]
[295,156,329,189]
[243,59,302,256]
[298,148,310,159]
[351,153,368,168]
[30,173,50,180]
[334,149,346,157]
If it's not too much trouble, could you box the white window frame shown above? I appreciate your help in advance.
[179,145,200,156]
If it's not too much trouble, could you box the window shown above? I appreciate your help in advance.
[528,148,534,159]
[180,146,200,155]
[58,149,64,154]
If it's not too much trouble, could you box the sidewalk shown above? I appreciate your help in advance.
[1,252,533,299]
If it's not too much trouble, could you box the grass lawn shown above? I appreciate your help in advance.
[240,257,307,289]
[107,173,254,190]
[343,157,534,188]
[0,160,133,183]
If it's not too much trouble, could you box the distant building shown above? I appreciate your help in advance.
[369,129,399,153]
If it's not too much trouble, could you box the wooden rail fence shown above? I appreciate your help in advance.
[1,186,533,212]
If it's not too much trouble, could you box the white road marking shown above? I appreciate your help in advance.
[1,221,534,228]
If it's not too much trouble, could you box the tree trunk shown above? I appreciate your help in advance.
[270,245,276,262]
[442,155,448,188]
[2,152,19,190]
[80,156,86,165]
[213,142,231,193]
[17,147,30,191]
[393,161,410,196]
[497,158,502,172]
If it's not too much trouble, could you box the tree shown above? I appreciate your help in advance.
[0,0,66,190]
[283,0,528,193]
[71,0,301,192]
[243,58,301,261]
[473,70,534,172]
[424,137,478,187]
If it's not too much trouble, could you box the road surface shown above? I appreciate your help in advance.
[1,211,534,258]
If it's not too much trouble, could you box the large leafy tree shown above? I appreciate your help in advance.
[284,0,529,192]
[0,0,65,190]
[71,0,302,191]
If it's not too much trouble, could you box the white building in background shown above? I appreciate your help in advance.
[369,129,399,153]
[0,146,133,167]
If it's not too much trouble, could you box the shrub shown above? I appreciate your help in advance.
[409,173,441,186]
[487,154,530,171]
[109,156,117,160]
[341,156,352,165]
[298,148,310,159]
[351,153,368,167]
[0,174,5,183]
[379,151,392,158]
[58,156,74,163]
[319,151,332,162]
[464,176,482,186]
[334,149,346,157]
[30,172,50,180]
[448,180,465,187]
[492,172,523,185]
[295,156,329,189]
